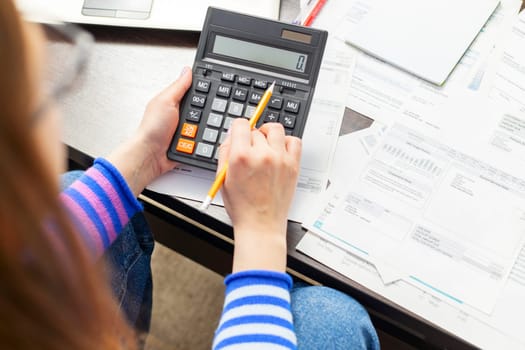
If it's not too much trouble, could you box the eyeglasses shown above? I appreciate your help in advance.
[31,21,94,123]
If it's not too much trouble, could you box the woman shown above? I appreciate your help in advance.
[0,1,380,349]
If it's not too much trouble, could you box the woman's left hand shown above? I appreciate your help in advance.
[107,67,192,196]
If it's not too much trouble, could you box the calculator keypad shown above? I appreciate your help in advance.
[169,67,310,171]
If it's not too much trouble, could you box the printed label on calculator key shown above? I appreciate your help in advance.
[202,128,219,143]
[232,87,248,101]
[281,114,296,128]
[217,84,232,97]
[284,100,300,113]
[219,131,228,144]
[221,72,235,82]
[223,117,234,130]
[181,123,198,138]
[191,94,206,108]
[253,80,267,89]
[186,109,202,122]
[228,102,244,117]
[264,110,280,123]
[195,142,214,158]
[207,113,224,128]
[211,98,228,113]
[249,92,262,104]
[269,96,283,109]
[244,105,256,118]
[175,139,195,154]
[237,76,252,85]
[195,79,211,93]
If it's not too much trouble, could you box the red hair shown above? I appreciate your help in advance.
[0,1,136,349]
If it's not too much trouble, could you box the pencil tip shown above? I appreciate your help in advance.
[269,81,276,92]
[199,196,212,211]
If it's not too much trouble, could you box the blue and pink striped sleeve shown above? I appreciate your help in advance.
[213,270,297,350]
[60,158,142,259]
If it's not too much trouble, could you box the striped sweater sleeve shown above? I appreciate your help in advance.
[213,270,297,350]
[60,158,143,259]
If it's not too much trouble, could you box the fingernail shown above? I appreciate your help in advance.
[179,66,190,77]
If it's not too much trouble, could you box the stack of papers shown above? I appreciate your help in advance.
[297,1,525,349]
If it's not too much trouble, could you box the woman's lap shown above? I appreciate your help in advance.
[291,283,380,349]
[61,171,379,349]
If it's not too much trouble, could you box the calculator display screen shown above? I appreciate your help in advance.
[212,35,308,73]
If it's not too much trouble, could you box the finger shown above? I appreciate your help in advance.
[259,122,286,152]
[217,131,231,172]
[250,128,269,150]
[285,136,302,162]
[159,66,193,106]
[229,118,252,159]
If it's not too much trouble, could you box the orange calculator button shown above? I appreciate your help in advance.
[175,138,195,154]
[181,123,198,138]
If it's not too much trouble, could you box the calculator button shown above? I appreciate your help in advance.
[219,131,229,144]
[268,96,283,110]
[264,110,280,123]
[217,84,232,98]
[249,91,263,104]
[285,128,293,136]
[211,98,228,113]
[186,109,202,122]
[214,148,220,160]
[180,123,198,138]
[175,138,195,154]
[201,68,210,76]
[281,114,296,128]
[232,87,248,101]
[221,72,235,82]
[207,113,223,128]
[195,142,214,158]
[190,94,206,108]
[223,117,234,130]
[195,79,211,93]
[237,76,252,85]
[244,105,257,118]
[202,128,219,143]
[284,100,300,113]
[253,80,267,89]
[228,102,244,117]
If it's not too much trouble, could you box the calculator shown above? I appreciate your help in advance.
[167,7,328,171]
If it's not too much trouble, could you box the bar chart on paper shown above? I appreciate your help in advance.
[380,143,443,177]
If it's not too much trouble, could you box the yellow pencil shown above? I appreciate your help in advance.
[199,81,275,210]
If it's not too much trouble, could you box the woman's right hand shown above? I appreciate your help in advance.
[218,118,302,273]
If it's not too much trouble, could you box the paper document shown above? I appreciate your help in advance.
[342,0,500,85]
[303,123,525,313]
[295,0,525,348]
[489,12,525,112]
[310,0,521,137]
[297,232,525,350]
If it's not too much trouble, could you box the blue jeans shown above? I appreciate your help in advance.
[61,171,379,349]
[291,283,380,349]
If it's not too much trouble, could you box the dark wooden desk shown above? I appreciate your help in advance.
[64,2,525,349]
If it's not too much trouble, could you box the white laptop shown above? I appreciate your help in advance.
[15,0,281,31]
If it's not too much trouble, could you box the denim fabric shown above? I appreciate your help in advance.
[60,171,154,337]
[291,283,380,350]
[61,171,378,349]
[104,212,154,335]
